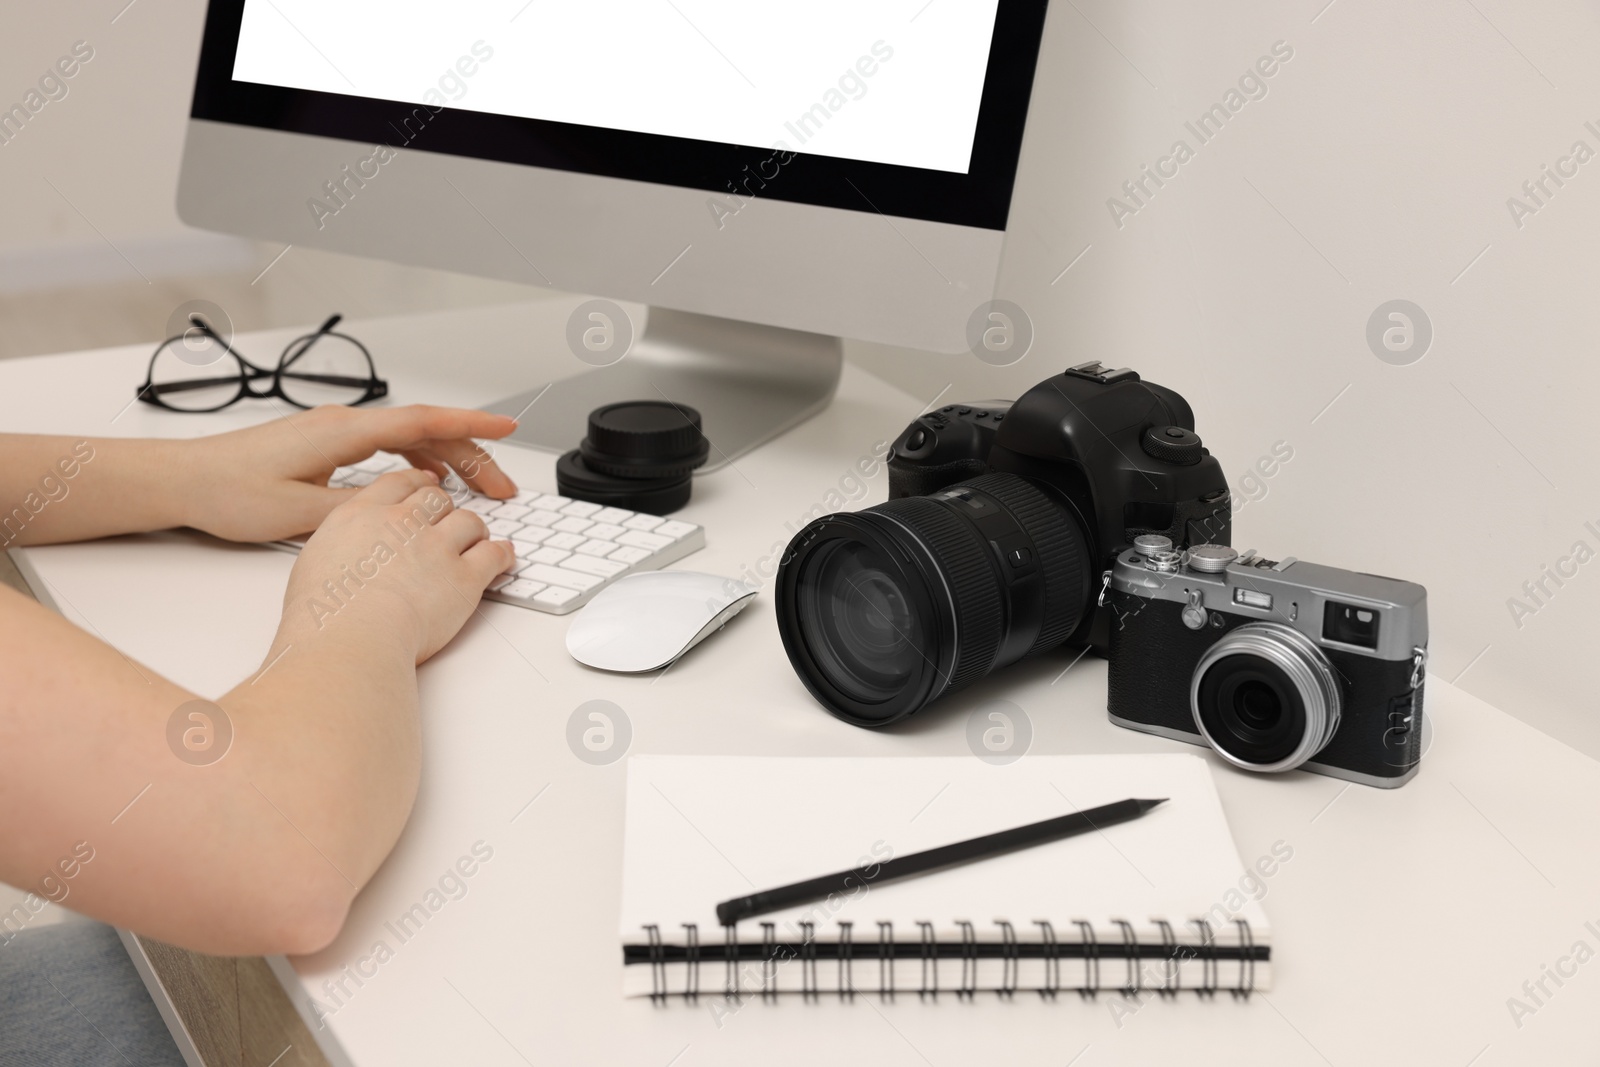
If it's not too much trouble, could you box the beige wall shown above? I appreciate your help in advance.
[850,0,1600,758]
[0,0,530,330]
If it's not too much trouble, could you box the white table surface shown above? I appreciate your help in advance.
[7,300,1599,1067]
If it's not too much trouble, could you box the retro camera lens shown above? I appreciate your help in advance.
[1190,623,1342,773]
[776,474,1091,727]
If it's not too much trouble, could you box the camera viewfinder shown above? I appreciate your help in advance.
[1323,601,1380,649]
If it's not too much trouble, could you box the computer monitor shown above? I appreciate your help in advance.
[178,1,1050,466]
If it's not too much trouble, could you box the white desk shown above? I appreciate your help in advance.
[8,301,1599,1066]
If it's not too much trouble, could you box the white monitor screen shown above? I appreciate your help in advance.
[231,1,1000,176]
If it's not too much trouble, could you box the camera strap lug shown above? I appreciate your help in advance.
[1181,589,1208,631]
[1410,646,1428,691]
[1097,570,1113,608]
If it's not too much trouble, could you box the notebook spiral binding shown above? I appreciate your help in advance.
[919,922,937,999]
[997,921,1018,997]
[878,921,894,999]
[1072,919,1097,997]
[638,918,1261,1002]
[645,924,664,1001]
[1192,919,1217,997]
[956,921,976,998]
[1233,917,1255,1000]
[682,923,699,1000]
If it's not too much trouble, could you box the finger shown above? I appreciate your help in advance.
[358,468,440,506]
[398,450,451,483]
[460,538,519,590]
[325,405,519,465]
[398,484,456,526]
[433,508,492,555]
[426,439,517,499]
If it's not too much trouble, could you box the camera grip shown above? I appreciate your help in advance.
[1105,592,1230,735]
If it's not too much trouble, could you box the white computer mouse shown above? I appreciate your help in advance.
[565,571,759,673]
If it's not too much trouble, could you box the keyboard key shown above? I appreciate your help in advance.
[564,555,628,577]
[279,479,704,617]
[617,530,672,551]
[524,564,603,591]
[654,520,698,541]
[501,578,549,600]
[533,586,581,610]
[512,526,552,546]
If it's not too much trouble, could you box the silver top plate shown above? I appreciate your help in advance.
[1109,548,1427,662]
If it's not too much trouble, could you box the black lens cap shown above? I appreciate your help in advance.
[579,400,710,479]
[555,450,691,515]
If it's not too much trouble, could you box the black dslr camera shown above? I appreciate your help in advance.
[1105,543,1429,787]
[775,362,1231,726]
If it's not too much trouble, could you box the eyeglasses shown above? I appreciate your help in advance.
[136,313,388,413]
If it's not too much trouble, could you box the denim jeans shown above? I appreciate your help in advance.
[0,921,183,1066]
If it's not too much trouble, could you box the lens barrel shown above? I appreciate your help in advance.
[776,474,1091,726]
[1190,623,1342,773]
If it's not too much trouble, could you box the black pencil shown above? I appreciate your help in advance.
[714,797,1167,927]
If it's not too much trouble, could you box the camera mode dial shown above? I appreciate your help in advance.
[1133,534,1173,557]
[1142,425,1204,465]
[1187,544,1238,573]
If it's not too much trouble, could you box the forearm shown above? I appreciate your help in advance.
[218,617,424,902]
[0,434,192,547]
[0,450,505,954]
[0,584,423,956]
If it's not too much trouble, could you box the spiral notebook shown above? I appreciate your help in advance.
[620,754,1271,999]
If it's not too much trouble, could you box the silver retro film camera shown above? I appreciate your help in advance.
[1103,539,1429,788]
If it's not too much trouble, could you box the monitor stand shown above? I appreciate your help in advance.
[482,307,843,472]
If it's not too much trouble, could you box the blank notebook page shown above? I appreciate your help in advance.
[619,754,1271,998]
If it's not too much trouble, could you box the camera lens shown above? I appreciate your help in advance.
[1190,623,1341,773]
[795,540,925,704]
[777,474,1091,726]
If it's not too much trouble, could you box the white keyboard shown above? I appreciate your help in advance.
[272,453,704,615]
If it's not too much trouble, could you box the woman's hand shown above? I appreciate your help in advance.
[276,468,517,664]
[0,464,518,955]
[176,405,521,543]
[0,408,521,956]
